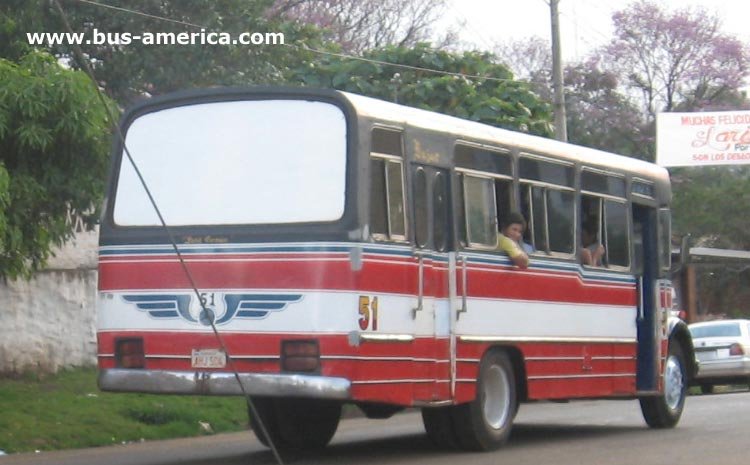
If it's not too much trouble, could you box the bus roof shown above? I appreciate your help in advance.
[340,90,670,189]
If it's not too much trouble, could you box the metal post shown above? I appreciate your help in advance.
[550,0,567,142]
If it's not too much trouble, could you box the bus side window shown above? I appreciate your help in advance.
[414,167,429,248]
[581,196,630,269]
[455,173,467,246]
[433,171,449,252]
[494,179,513,233]
[581,195,604,266]
[370,158,389,236]
[604,200,630,268]
[370,128,406,241]
[658,208,671,275]
[462,174,497,247]
[547,189,575,254]
[520,184,547,253]
[521,184,574,255]
[581,171,630,269]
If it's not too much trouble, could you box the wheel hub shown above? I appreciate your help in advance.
[482,365,511,429]
[664,354,684,410]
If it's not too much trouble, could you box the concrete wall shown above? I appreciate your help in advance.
[0,230,98,374]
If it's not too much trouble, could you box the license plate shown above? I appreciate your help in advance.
[191,349,226,368]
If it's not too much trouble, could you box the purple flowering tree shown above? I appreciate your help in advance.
[270,0,456,53]
[601,0,750,119]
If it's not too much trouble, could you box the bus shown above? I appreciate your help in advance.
[96,87,696,451]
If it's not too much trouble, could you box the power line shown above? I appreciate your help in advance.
[563,0,613,43]
[72,0,522,85]
[76,0,203,28]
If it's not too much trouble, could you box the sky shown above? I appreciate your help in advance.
[447,0,750,61]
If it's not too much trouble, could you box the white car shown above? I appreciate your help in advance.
[689,319,750,393]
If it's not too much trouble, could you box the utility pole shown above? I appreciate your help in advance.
[550,0,567,142]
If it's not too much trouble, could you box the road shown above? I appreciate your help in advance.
[3,391,749,465]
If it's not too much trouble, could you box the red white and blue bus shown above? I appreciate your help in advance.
[97,87,696,451]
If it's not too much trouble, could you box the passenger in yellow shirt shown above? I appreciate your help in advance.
[497,212,530,269]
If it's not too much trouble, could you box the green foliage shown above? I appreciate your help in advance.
[671,167,750,317]
[563,62,650,159]
[0,51,114,278]
[1,0,324,105]
[0,367,247,453]
[671,167,750,249]
[293,43,553,135]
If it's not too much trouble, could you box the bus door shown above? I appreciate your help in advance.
[633,204,661,392]
[411,164,453,401]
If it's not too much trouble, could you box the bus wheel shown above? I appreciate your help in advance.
[700,384,714,395]
[422,406,460,449]
[640,342,686,428]
[452,350,517,451]
[249,397,341,450]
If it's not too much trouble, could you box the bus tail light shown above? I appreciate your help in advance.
[115,338,145,368]
[281,340,320,372]
[729,343,744,356]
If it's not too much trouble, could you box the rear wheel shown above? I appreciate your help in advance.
[700,384,714,395]
[451,350,517,451]
[640,342,686,428]
[249,397,341,450]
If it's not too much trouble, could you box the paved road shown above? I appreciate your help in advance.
[4,391,749,465]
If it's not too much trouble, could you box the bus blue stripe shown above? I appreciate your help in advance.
[101,244,635,284]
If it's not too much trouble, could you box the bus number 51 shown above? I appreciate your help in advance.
[358,296,379,331]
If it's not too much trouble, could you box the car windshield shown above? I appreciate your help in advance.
[690,323,741,339]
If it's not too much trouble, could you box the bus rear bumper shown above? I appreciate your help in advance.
[98,368,352,400]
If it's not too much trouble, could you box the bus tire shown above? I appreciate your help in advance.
[249,397,341,450]
[700,384,714,395]
[639,342,686,428]
[452,350,517,451]
[421,406,460,449]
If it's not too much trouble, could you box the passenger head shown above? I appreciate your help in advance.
[501,212,527,242]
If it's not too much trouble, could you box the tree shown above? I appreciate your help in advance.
[1,0,323,105]
[494,36,552,93]
[671,167,750,250]
[0,51,114,278]
[271,0,456,54]
[670,166,750,318]
[292,43,553,136]
[601,1,750,120]
[563,59,646,158]
[495,37,647,157]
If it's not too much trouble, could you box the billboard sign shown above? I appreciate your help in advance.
[656,111,750,167]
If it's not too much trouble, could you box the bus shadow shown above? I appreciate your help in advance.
[510,422,643,445]
[222,422,646,464]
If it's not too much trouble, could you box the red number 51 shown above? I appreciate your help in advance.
[358,296,378,331]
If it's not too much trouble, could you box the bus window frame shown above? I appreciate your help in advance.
[518,153,576,260]
[579,167,631,271]
[370,151,408,243]
[458,170,498,250]
[456,167,513,251]
[413,165,429,249]
[632,177,657,201]
[602,197,632,271]
[657,207,672,275]
[519,181,576,258]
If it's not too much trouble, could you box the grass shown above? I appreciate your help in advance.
[0,367,248,454]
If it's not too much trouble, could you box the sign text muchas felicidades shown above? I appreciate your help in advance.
[656,111,750,167]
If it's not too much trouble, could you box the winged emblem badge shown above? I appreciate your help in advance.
[122,293,302,325]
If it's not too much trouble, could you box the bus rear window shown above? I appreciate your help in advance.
[113,99,347,226]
